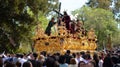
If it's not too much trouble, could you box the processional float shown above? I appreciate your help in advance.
[33,22,97,53]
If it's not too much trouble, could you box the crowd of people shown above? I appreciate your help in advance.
[0,46,120,67]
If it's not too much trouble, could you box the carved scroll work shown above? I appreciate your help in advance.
[33,26,97,53]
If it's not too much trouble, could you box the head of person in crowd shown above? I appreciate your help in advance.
[70,58,76,64]
[72,53,76,58]
[46,57,58,67]
[38,55,45,63]
[78,60,95,67]
[53,52,61,61]
[103,53,113,67]
[32,52,38,60]
[80,51,85,57]
[4,62,16,67]
[20,54,24,58]
[64,50,73,64]
[23,61,32,67]
[82,53,87,60]
[86,53,91,60]
[76,52,80,58]
[66,50,71,55]
[86,51,90,54]
[93,52,99,60]
[58,55,66,64]
[78,61,86,67]
[16,61,21,67]
[87,61,95,67]
[40,51,47,57]
[36,61,42,67]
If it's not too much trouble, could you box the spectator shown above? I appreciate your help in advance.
[59,55,68,67]
[16,61,21,67]
[98,56,103,67]
[23,61,32,67]
[0,58,3,67]
[64,50,73,64]
[46,57,59,67]
[103,53,113,67]
[4,62,16,67]
[69,58,77,67]
[93,53,99,67]
[75,52,81,64]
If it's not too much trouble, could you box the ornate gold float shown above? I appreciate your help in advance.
[33,24,97,53]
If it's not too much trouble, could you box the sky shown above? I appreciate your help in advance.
[59,0,88,15]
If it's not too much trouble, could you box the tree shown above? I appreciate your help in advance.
[72,6,118,49]
[86,0,120,23]
[86,0,111,10]
[0,0,59,53]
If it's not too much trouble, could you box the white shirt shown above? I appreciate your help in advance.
[18,58,27,67]
[98,59,103,67]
